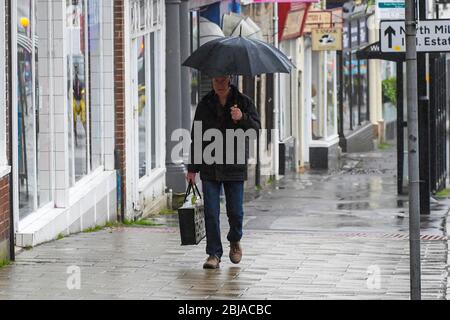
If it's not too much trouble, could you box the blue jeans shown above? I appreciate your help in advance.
[202,180,244,259]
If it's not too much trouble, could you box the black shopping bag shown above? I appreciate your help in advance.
[178,182,206,245]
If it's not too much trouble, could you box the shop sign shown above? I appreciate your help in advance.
[283,9,307,40]
[312,28,342,51]
[303,10,332,33]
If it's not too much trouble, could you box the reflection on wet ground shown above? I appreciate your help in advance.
[240,149,447,235]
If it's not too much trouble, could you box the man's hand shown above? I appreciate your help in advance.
[186,172,196,184]
[231,105,243,123]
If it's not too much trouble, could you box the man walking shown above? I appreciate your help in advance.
[187,75,261,269]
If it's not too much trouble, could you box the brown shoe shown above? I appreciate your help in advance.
[203,256,220,269]
[229,241,242,264]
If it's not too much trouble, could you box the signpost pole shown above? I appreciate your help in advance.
[273,1,280,180]
[397,62,404,195]
[417,0,431,216]
[405,0,422,300]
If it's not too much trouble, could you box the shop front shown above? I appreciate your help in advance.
[278,2,310,172]
[122,0,166,219]
[11,0,116,247]
[303,8,341,170]
[339,2,374,153]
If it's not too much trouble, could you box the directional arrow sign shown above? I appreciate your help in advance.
[380,19,450,53]
[384,26,396,48]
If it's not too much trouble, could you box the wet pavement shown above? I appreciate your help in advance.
[0,147,449,300]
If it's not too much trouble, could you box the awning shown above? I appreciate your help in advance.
[356,42,405,62]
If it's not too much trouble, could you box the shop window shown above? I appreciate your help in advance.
[359,59,369,123]
[67,0,105,185]
[131,0,164,179]
[67,0,89,185]
[149,33,158,170]
[351,53,359,129]
[137,35,146,178]
[0,0,6,167]
[281,72,293,139]
[16,0,52,219]
[88,0,103,172]
[326,51,337,138]
[131,0,161,34]
[311,51,324,140]
[343,52,351,132]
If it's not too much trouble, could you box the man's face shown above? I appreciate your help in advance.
[212,76,231,96]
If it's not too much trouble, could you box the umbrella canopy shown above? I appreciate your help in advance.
[182,36,295,77]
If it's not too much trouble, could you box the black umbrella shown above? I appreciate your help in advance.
[182,36,295,77]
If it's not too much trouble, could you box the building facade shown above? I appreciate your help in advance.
[339,1,374,153]
[276,2,340,171]
[8,0,117,247]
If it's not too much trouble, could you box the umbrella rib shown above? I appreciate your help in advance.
[245,39,257,76]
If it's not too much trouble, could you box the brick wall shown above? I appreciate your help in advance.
[0,0,10,262]
[114,0,126,220]
[0,176,10,261]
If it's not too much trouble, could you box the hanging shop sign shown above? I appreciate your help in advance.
[303,10,332,33]
[312,27,342,51]
[282,8,307,40]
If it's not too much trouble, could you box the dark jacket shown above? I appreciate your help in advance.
[187,85,261,181]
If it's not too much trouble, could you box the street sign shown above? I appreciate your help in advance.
[376,0,405,21]
[380,19,450,53]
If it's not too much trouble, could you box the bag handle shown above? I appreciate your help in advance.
[183,181,202,203]
[183,183,192,203]
[192,182,202,200]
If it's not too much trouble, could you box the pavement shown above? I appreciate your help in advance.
[0,146,449,300]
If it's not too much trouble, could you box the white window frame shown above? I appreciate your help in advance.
[66,0,109,190]
[129,0,164,187]
[12,0,56,228]
[0,0,7,169]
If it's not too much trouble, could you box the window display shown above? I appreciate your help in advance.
[326,51,337,138]
[131,0,164,179]
[16,0,52,219]
[67,0,89,185]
